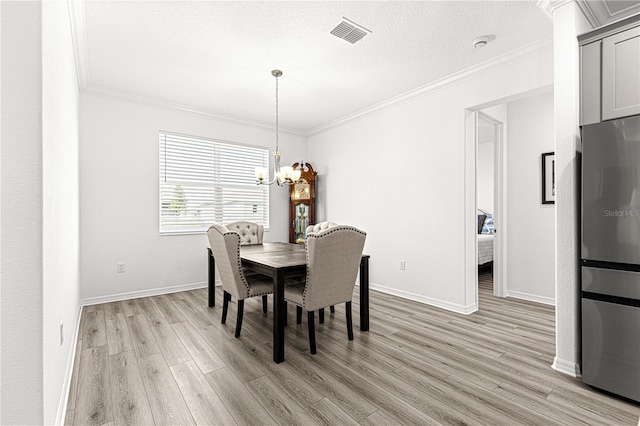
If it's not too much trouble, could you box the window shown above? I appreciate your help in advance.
[159,132,269,234]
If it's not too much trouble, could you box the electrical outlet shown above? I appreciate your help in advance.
[117,262,126,273]
[59,322,64,346]
[400,260,406,271]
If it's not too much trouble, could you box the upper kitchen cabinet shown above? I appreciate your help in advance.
[579,14,640,125]
[602,26,640,120]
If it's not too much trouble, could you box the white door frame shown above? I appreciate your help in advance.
[464,109,507,312]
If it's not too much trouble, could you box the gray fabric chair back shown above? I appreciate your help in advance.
[305,221,337,236]
[207,224,249,299]
[226,221,264,245]
[303,225,366,311]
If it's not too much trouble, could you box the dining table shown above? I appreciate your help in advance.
[207,242,370,363]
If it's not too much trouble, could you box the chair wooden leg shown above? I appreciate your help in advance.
[346,301,353,341]
[222,291,231,324]
[296,306,302,324]
[308,311,316,354]
[330,305,335,314]
[235,300,244,338]
[262,295,268,313]
[319,308,325,324]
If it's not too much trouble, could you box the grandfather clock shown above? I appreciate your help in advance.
[289,162,317,243]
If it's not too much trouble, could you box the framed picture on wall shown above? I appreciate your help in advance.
[542,152,555,204]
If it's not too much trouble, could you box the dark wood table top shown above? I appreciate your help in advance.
[240,243,306,272]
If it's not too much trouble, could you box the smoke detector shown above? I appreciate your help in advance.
[473,36,489,48]
[330,17,371,44]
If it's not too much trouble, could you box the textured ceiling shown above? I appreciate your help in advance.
[80,1,553,133]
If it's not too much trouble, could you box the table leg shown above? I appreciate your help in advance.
[208,248,215,307]
[359,256,369,331]
[273,270,286,363]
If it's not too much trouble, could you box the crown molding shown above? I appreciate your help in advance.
[539,0,640,28]
[83,85,307,136]
[580,0,640,26]
[67,0,89,90]
[307,36,553,136]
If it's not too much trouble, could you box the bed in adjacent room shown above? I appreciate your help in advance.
[478,234,494,265]
[477,210,494,265]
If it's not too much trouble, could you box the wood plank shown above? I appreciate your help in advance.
[172,298,215,329]
[146,316,192,366]
[108,350,155,425]
[493,380,593,426]
[351,360,479,425]
[245,375,320,425]
[82,309,107,350]
[205,367,277,425]
[170,360,237,425]
[546,387,640,425]
[197,325,266,383]
[73,346,113,426]
[151,293,187,324]
[172,321,225,374]
[125,314,160,359]
[445,373,562,425]
[138,353,195,425]
[360,409,405,426]
[300,350,441,425]
[64,410,74,426]
[137,296,165,324]
[120,299,142,317]
[104,303,133,355]
[276,349,378,422]
[306,398,361,426]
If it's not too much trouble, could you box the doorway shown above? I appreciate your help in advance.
[476,111,505,300]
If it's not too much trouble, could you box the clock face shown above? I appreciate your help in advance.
[294,182,310,200]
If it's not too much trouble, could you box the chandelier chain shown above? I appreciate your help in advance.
[275,73,279,152]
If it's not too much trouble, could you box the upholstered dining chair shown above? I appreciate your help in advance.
[226,221,264,245]
[305,221,337,235]
[225,221,269,310]
[304,221,339,320]
[207,224,273,338]
[284,225,366,354]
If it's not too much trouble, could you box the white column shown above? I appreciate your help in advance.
[551,1,593,377]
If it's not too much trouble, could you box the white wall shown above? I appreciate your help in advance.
[308,48,553,313]
[42,2,82,424]
[477,139,494,213]
[506,91,555,303]
[1,2,44,424]
[80,94,306,300]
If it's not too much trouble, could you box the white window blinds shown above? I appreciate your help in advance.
[159,132,270,234]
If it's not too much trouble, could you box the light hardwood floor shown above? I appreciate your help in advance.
[65,269,640,425]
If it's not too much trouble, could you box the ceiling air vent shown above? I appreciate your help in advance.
[330,18,371,44]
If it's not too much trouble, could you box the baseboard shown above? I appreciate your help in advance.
[552,356,582,378]
[81,280,213,306]
[507,290,555,306]
[56,303,84,426]
[369,282,478,315]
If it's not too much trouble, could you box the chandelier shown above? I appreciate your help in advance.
[255,70,302,186]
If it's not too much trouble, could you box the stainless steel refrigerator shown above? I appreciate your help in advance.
[581,114,640,403]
